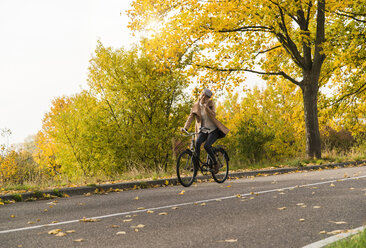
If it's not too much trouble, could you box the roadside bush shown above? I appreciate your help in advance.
[321,126,355,153]
[234,119,275,163]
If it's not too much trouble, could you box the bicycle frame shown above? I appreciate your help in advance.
[182,129,213,172]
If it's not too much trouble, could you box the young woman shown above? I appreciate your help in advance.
[182,88,229,174]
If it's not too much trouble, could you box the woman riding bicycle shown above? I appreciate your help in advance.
[181,88,229,174]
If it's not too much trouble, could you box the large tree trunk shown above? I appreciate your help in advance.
[299,0,325,159]
[301,75,321,159]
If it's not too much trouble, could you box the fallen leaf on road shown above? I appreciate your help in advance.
[123,219,133,222]
[296,203,305,206]
[226,239,238,242]
[47,200,58,205]
[327,230,346,235]
[329,221,348,225]
[158,212,168,215]
[116,231,126,235]
[134,196,139,200]
[279,192,285,195]
[84,193,91,197]
[48,229,62,235]
[73,239,84,242]
[171,207,179,210]
[131,224,145,228]
[137,207,145,210]
[313,206,321,209]
[319,231,327,234]
[134,229,139,232]
[51,221,59,223]
[44,209,48,212]
[216,199,222,202]
[179,190,185,195]
[66,230,75,233]
[147,210,154,214]
[27,221,35,224]
[349,187,355,190]
[200,203,206,206]
[226,185,232,188]
[55,232,67,237]
[111,225,120,228]
[278,207,287,210]
[249,197,255,200]
[10,215,15,218]
[80,217,100,222]
[330,183,335,187]
[299,219,305,222]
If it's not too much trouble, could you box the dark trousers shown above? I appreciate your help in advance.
[195,128,219,165]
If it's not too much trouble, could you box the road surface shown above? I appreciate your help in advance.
[1,165,366,248]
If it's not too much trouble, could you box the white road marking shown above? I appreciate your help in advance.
[1,174,366,235]
[302,225,366,248]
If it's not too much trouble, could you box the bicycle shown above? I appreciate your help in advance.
[176,128,230,187]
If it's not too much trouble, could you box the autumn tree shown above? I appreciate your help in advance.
[128,0,366,158]
[37,44,189,178]
[88,43,190,172]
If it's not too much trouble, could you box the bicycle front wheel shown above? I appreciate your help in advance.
[177,150,197,187]
[212,148,229,183]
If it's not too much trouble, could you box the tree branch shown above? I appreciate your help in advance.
[335,10,366,23]
[208,26,273,33]
[332,81,366,105]
[196,64,301,87]
[255,45,282,57]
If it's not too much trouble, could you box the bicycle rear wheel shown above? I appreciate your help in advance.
[177,150,197,187]
[212,148,229,183]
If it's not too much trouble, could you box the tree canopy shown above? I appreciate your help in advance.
[128,0,366,158]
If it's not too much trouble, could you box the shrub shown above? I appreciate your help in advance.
[235,119,275,163]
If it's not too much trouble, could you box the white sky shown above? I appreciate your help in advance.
[0,0,266,146]
[0,0,136,145]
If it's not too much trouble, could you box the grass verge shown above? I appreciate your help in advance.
[326,228,366,248]
[1,152,366,198]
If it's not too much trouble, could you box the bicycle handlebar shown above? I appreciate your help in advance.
[181,127,210,136]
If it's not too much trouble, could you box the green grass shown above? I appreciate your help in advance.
[12,193,23,202]
[326,228,366,248]
[1,149,366,197]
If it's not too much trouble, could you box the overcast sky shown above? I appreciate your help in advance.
[0,0,135,144]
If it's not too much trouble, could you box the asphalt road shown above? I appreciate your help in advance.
[1,166,366,248]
